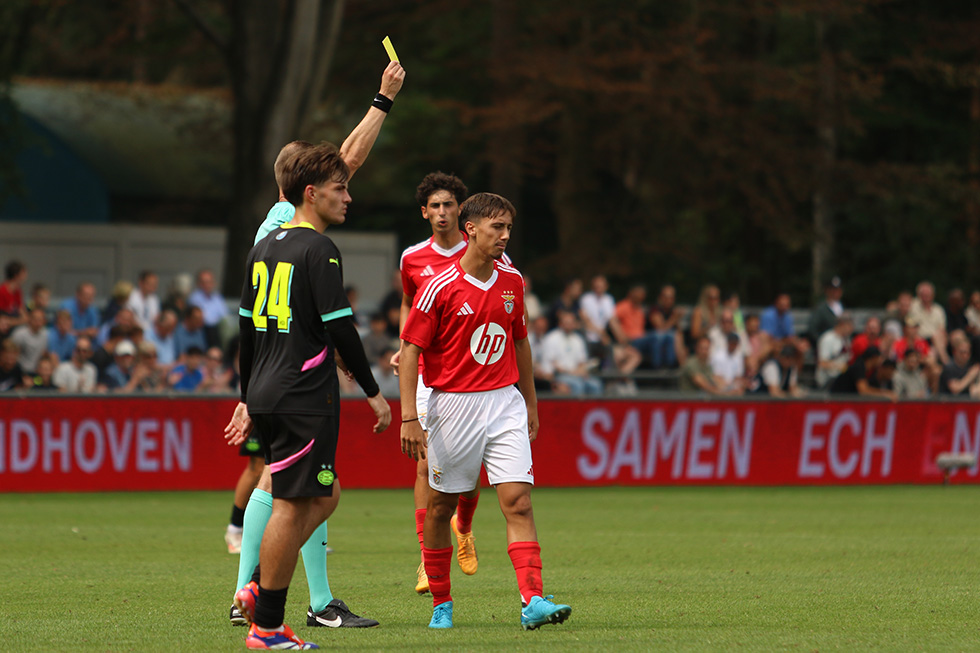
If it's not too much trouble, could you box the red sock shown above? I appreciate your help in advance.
[422,546,453,606]
[415,509,426,549]
[455,493,479,533]
[507,541,543,605]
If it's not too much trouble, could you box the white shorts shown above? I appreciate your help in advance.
[426,385,534,493]
[416,375,432,431]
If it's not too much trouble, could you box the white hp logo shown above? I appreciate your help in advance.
[469,323,507,366]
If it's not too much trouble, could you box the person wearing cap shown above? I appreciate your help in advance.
[808,276,844,344]
[829,345,897,400]
[749,345,803,397]
[100,339,138,392]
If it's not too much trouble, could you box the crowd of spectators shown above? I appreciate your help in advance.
[0,261,237,394]
[4,257,980,400]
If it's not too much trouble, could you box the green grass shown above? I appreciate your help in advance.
[2,486,980,651]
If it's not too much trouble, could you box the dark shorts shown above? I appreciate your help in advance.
[251,412,339,499]
[238,432,264,458]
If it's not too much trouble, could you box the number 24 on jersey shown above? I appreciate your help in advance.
[251,261,293,332]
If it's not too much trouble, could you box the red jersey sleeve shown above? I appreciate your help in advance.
[401,302,436,351]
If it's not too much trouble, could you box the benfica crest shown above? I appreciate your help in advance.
[501,293,515,314]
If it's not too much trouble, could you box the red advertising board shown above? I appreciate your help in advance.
[1,396,979,491]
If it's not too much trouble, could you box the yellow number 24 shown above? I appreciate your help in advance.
[251,261,294,332]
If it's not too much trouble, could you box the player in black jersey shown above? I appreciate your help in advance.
[226,143,391,650]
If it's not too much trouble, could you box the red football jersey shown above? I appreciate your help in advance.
[401,260,528,393]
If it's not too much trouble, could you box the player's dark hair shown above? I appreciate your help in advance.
[4,260,25,281]
[280,142,350,207]
[459,193,516,227]
[415,172,468,207]
[274,140,314,189]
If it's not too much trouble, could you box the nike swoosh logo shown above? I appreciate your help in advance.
[314,614,343,627]
[322,541,328,546]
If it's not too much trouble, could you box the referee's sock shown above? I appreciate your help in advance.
[236,488,273,592]
[300,520,333,612]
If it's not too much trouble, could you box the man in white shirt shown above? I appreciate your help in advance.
[10,308,48,374]
[539,310,602,395]
[816,314,854,388]
[53,336,98,392]
[126,270,161,332]
[909,281,948,364]
[710,332,746,390]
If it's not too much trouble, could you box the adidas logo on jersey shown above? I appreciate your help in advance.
[420,265,436,277]
[456,302,475,316]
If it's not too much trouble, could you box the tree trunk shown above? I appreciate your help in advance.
[221,0,345,295]
[812,15,837,301]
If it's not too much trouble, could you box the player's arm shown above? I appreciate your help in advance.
[338,61,406,178]
[225,314,255,445]
[398,342,427,461]
[323,316,391,433]
[514,337,539,443]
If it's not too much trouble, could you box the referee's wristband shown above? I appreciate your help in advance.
[372,93,394,113]
[402,417,419,423]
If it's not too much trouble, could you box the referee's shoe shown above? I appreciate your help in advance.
[307,599,379,628]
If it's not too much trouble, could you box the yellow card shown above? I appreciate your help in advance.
[382,36,399,63]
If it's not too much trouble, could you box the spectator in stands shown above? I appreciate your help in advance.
[0,340,25,391]
[689,284,721,342]
[61,282,100,339]
[966,290,980,334]
[92,325,125,382]
[132,341,167,392]
[370,347,401,398]
[886,290,913,326]
[188,268,228,348]
[680,336,738,395]
[126,270,161,332]
[53,336,97,393]
[910,281,949,365]
[0,314,11,346]
[760,292,807,352]
[168,346,206,391]
[870,359,897,395]
[46,310,76,362]
[946,288,969,334]
[101,280,133,328]
[850,315,881,364]
[750,345,803,397]
[174,306,207,359]
[808,276,844,344]
[816,313,854,389]
[539,310,602,395]
[527,315,558,392]
[580,275,642,376]
[27,283,54,325]
[27,356,57,391]
[710,331,747,392]
[546,278,584,330]
[198,346,233,393]
[362,313,396,363]
[380,270,403,339]
[893,349,929,399]
[708,308,746,360]
[345,285,364,330]
[101,340,138,392]
[162,273,193,317]
[96,307,137,347]
[939,339,979,396]
[523,274,543,322]
[648,284,685,369]
[831,345,896,400]
[616,284,664,369]
[10,308,49,374]
[724,292,746,333]
[0,260,28,326]
[144,309,179,368]
[743,313,769,374]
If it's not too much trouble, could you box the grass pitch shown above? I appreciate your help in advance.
[1,486,979,651]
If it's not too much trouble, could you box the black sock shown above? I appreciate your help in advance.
[254,585,289,630]
[230,505,246,528]
[250,564,261,586]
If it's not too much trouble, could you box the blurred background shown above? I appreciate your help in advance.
[2,0,978,305]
